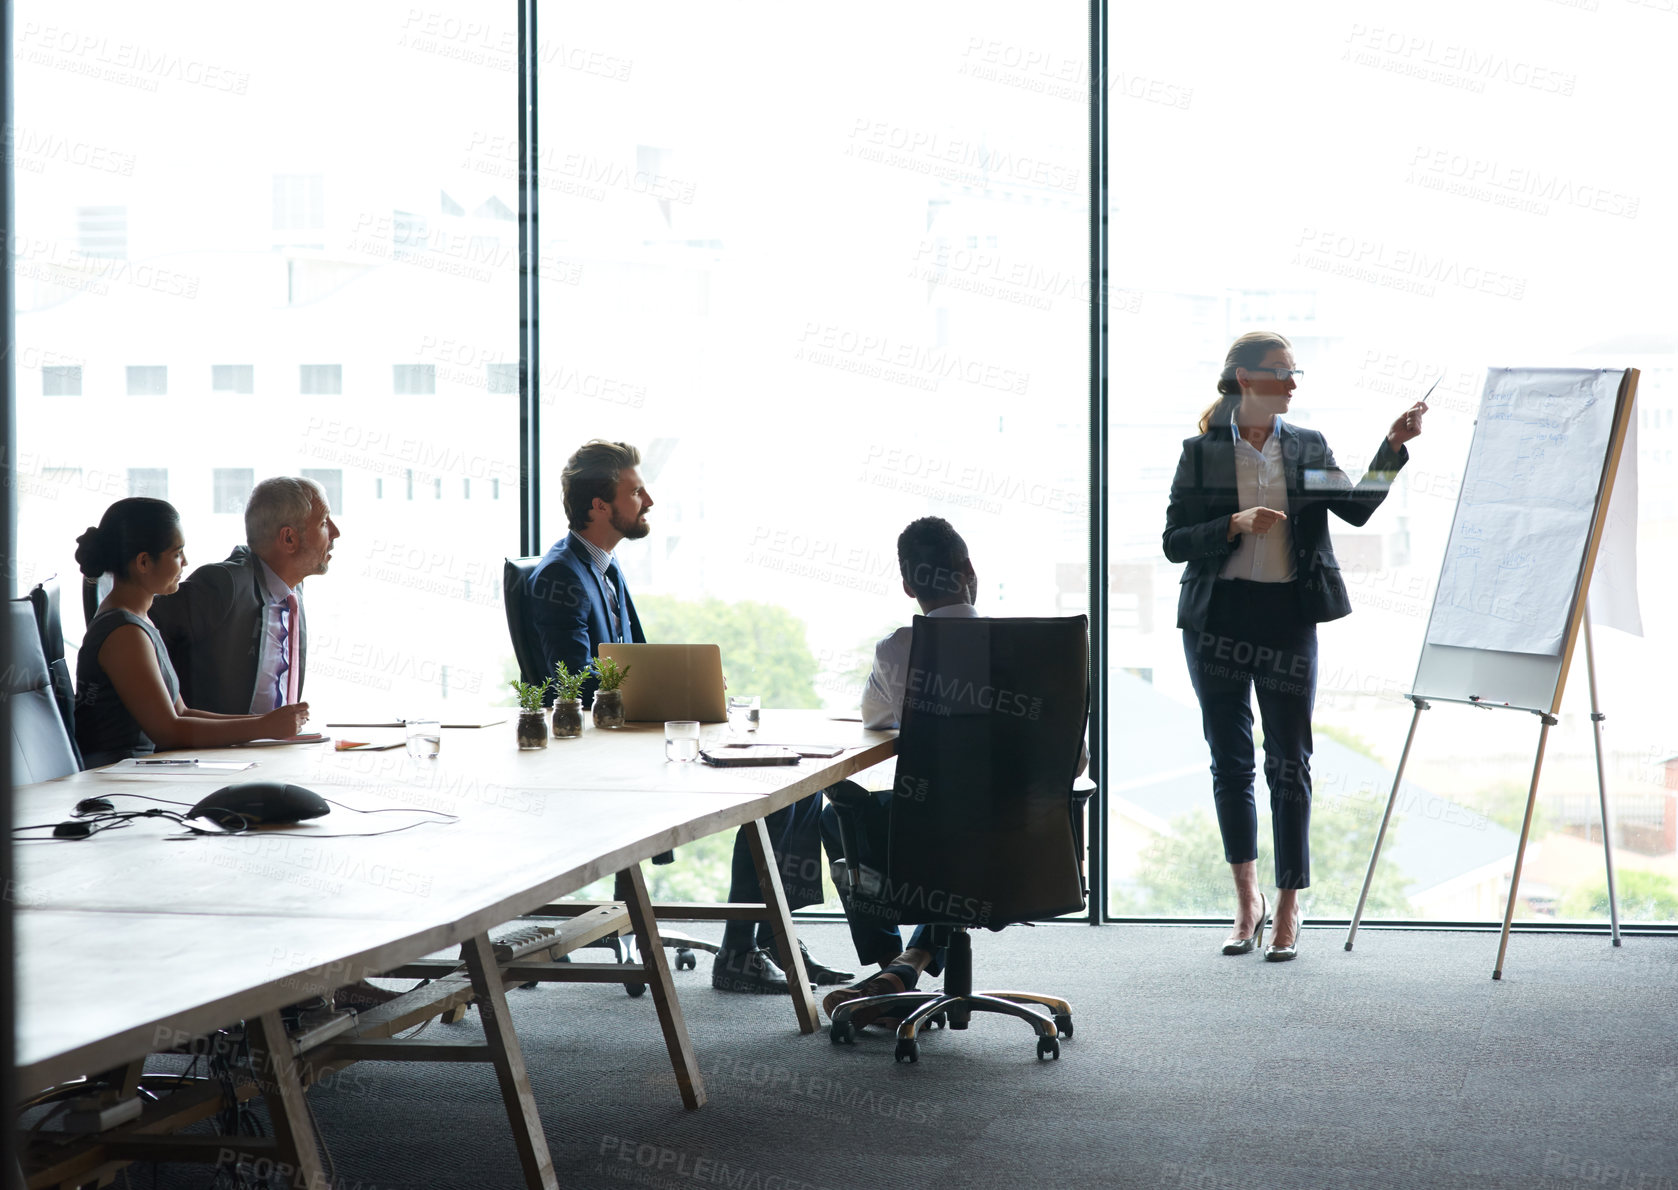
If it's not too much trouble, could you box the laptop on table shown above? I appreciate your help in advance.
[596,643,728,723]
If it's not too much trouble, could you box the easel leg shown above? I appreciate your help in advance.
[1583,613,1623,947]
[1493,717,1555,980]
[617,865,708,1109]
[249,1011,330,1190]
[461,933,558,1189]
[1346,698,1428,951]
[745,815,820,1034]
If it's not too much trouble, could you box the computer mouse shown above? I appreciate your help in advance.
[75,798,115,814]
[188,782,331,828]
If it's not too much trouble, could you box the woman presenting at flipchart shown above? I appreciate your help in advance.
[1163,331,1426,961]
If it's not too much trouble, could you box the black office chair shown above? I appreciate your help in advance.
[23,579,83,771]
[502,556,553,688]
[501,556,715,977]
[8,599,82,783]
[827,614,1092,1063]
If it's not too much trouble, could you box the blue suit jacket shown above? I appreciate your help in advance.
[528,533,645,705]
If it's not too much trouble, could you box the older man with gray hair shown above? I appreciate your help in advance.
[151,475,341,715]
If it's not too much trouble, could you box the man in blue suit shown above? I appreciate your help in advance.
[529,440,852,994]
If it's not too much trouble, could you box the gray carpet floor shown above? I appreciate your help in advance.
[142,923,1678,1190]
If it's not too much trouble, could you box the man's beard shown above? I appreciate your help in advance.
[612,509,650,540]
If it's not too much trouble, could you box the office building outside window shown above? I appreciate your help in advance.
[393,364,436,395]
[301,469,344,515]
[211,365,255,395]
[212,469,255,515]
[42,366,81,396]
[127,469,168,500]
[300,365,342,395]
[126,366,166,396]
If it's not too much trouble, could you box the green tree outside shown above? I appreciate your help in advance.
[1115,793,1413,918]
[1559,869,1678,922]
[637,595,821,709]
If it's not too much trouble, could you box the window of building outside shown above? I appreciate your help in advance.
[535,3,1088,905]
[126,469,168,500]
[211,364,255,395]
[1108,6,1678,925]
[125,366,166,396]
[211,469,255,516]
[42,366,81,396]
[12,0,517,723]
[299,364,342,395]
[393,364,436,395]
[272,174,325,230]
[76,205,126,258]
[302,469,344,516]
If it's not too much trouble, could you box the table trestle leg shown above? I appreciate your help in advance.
[461,933,559,1190]
[617,865,708,1109]
[744,817,820,1034]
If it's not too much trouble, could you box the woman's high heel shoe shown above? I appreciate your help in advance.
[1221,893,1267,955]
[1265,902,1301,962]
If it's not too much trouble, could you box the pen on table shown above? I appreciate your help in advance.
[136,759,200,766]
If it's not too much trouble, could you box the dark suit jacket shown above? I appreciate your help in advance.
[528,533,645,706]
[1163,422,1408,632]
[149,546,306,714]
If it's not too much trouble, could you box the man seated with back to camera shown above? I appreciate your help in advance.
[817,517,977,1024]
[820,516,1088,1025]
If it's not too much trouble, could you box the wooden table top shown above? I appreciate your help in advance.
[14,710,895,1092]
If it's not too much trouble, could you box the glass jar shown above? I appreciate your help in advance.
[516,709,549,750]
[552,698,584,739]
[593,689,625,729]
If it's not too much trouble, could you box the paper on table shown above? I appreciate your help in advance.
[1426,369,1621,656]
[228,734,328,747]
[105,758,256,773]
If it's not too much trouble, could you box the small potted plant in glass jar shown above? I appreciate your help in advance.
[510,678,552,749]
[590,656,631,729]
[551,660,588,739]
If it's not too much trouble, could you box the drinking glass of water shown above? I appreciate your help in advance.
[665,720,700,762]
[727,695,760,735]
[405,719,441,759]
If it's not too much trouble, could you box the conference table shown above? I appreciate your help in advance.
[13,711,896,1190]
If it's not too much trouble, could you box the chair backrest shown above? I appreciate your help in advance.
[7,600,82,783]
[22,578,83,771]
[885,615,1089,928]
[502,556,548,686]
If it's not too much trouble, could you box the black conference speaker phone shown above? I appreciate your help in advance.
[188,782,331,829]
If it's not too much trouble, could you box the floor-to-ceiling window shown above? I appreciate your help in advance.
[1106,2,1678,924]
[12,0,519,714]
[532,3,1091,902]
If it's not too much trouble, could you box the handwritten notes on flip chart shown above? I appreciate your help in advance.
[1425,369,1621,657]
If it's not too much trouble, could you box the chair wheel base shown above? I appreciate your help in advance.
[829,1020,856,1046]
[675,948,696,971]
[1037,1035,1060,1060]
[1054,1013,1073,1039]
[894,1038,919,1063]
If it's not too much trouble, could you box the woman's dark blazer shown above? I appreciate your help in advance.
[1163,421,1409,632]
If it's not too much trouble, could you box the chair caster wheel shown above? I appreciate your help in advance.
[894,1038,919,1063]
[624,982,647,998]
[928,1012,947,1030]
[1054,1013,1073,1039]
[675,948,696,971]
[829,1020,855,1046]
[1037,1035,1060,1060]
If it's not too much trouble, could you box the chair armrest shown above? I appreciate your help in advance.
[824,778,874,810]
[1071,776,1096,810]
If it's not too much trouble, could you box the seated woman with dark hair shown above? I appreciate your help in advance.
[74,498,310,767]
